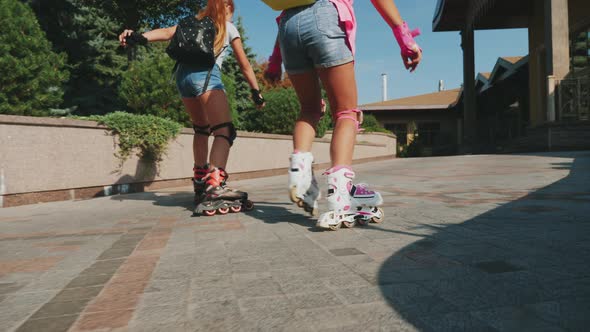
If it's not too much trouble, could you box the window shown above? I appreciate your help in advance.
[417,122,441,146]
[571,27,590,72]
[385,123,408,145]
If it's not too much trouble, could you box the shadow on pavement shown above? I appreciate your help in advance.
[108,190,319,231]
[109,191,195,212]
[377,154,590,331]
[244,202,318,231]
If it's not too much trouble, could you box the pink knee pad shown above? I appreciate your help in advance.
[334,108,363,132]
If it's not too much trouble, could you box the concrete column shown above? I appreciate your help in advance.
[545,0,570,123]
[547,75,557,121]
[528,0,547,126]
[544,0,571,80]
[461,25,477,149]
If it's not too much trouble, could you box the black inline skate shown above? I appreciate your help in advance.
[195,167,254,216]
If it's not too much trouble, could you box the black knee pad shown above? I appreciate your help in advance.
[211,122,237,146]
[193,124,211,137]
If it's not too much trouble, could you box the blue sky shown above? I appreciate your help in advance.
[234,0,529,104]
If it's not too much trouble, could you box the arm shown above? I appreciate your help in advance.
[118,26,177,47]
[370,0,422,72]
[231,37,265,107]
[369,0,404,28]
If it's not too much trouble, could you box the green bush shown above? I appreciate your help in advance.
[361,114,391,134]
[119,46,189,125]
[0,0,69,116]
[222,74,241,129]
[240,87,332,137]
[87,111,182,167]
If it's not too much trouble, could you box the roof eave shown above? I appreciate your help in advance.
[361,105,454,111]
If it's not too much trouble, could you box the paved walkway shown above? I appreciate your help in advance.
[0,152,589,332]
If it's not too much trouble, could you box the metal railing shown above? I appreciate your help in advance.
[557,77,590,121]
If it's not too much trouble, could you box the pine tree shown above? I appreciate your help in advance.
[79,0,205,29]
[222,16,260,114]
[0,0,69,116]
[119,45,188,125]
[26,0,127,115]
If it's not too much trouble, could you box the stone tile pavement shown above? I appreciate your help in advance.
[0,151,589,332]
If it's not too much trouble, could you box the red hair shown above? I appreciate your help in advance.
[197,0,235,54]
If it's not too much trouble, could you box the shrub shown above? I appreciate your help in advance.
[119,46,189,125]
[87,111,182,168]
[240,87,332,137]
[0,0,69,116]
[361,114,391,134]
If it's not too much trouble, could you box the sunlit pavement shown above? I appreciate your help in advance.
[1,151,589,331]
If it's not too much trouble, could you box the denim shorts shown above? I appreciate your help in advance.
[175,63,224,98]
[278,0,353,74]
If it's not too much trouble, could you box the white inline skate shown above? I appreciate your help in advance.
[289,152,321,216]
[317,166,384,230]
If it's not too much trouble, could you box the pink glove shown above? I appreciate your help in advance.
[264,43,283,82]
[393,22,422,70]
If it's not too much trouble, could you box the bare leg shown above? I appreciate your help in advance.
[317,62,358,166]
[288,71,323,152]
[199,90,233,170]
[182,98,209,167]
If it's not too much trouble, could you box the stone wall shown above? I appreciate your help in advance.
[0,115,396,207]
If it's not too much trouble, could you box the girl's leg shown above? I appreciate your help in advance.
[286,71,323,216]
[182,97,209,166]
[317,62,359,166]
[198,90,233,170]
[288,71,323,152]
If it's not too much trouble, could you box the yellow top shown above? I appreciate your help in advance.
[261,0,316,10]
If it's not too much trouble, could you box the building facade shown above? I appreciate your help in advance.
[433,0,590,150]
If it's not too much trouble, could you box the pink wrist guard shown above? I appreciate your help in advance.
[266,43,283,79]
[393,22,421,58]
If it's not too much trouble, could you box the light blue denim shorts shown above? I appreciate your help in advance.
[278,0,353,74]
[175,63,224,98]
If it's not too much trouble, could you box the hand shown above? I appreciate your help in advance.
[401,46,422,73]
[264,41,283,82]
[119,30,148,47]
[251,89,266,108]
[118,29,134,47]
[393,22,422,72]
[264,57,282,82]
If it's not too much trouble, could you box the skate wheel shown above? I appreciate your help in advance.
[230,205,242,213]
[329,223,342,231]
[371,208,384,223]
[342,220,356,228]
[243,200,254,211]
[356,217,370,227]
[203,209,216,216]
[289,187,299,203]
[217,207,230,215]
